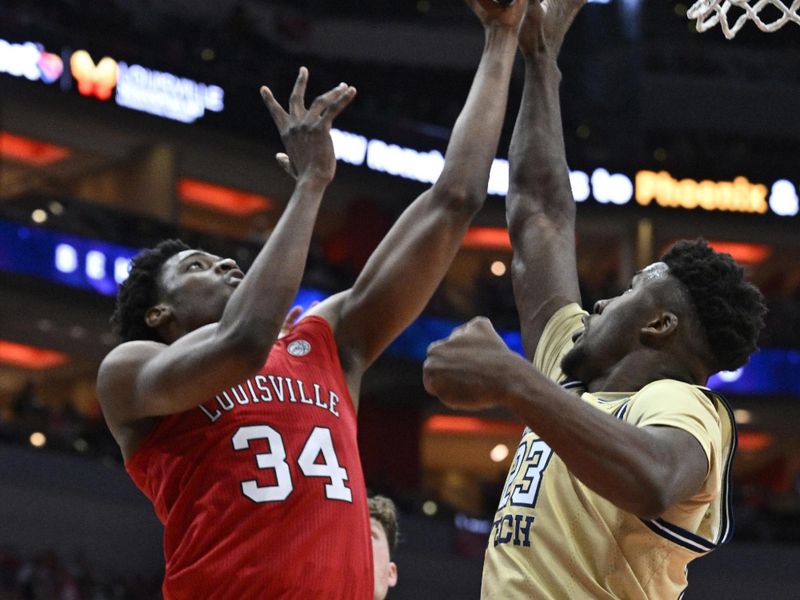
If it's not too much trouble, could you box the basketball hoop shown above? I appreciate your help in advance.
[687,0,800,38]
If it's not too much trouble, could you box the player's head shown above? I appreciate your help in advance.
[369,495,398,600]
[660,239,766,372]
[111,239,244,343]
[561,239,766,384]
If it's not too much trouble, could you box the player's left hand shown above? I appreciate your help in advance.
[278,302,319,338]
[278,306,304,339]
[423,317,524,411]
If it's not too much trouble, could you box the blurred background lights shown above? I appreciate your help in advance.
[769,179,799,217]
[490,261,506,277]
[114,257,131,284]
[55,243,78,273]
[422,500,438,516]
[29,432,46,447]
[490,443,509,463]
[717,367,744,383]
[85,250,106,280]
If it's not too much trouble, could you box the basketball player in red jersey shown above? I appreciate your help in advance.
[96,2,526,598]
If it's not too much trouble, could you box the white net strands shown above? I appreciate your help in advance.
[687,0,800,38]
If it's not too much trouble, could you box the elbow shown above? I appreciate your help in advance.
[506,199,574,245]
[629,478,673,520]
[634,498,669,521]
[432,182,486,216]
[506,164,575,219]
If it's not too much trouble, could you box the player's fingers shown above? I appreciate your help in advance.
[308,82,349,117]
[260,86,287,129]
[278,305,303,338]
[426,338,447,357]
[286,305,303,323]
[321,86,357,122]
[275,153,297,179]
[471,315,494,333]
[422,364,438,396]
[449,321,472,340]
[289,67,309,115]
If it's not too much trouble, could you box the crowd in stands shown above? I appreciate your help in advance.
[0,547,160,600]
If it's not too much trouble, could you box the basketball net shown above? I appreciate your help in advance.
[687,0,800,38]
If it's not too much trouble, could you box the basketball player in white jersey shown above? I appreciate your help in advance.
[423,1,767,598]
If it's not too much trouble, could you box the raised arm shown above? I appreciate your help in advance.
[98,71,356,426]
[507,0,586,358]
[312,0,526,382]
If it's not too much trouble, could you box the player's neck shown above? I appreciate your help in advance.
[586,350,700,394]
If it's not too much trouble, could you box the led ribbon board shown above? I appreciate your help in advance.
[0,220,136,296]
[1,219,795,396]
[69,50,225,123]
[1,37,224,123]
[329,129,799,217]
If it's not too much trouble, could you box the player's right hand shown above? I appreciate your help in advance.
[518,0,587,58]
[466,0,527,32]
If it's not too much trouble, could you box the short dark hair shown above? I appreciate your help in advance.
[661,239,767,372]
[110,239,191,342]
[369,495,399,556]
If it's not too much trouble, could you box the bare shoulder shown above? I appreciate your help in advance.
[302,289,365,389]
[302,290,351,331]
[97,341,165,421]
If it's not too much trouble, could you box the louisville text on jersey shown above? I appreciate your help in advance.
[199,374,342,423]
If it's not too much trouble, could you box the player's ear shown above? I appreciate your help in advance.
[145,304,173,329]
[387,561,398,588]
[640,311,678,345]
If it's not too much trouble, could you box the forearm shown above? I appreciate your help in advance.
[502,360,677,517]
[217,176,327,351]
[505,54,580,353]
[435,25,518,205]
[330,24,519,369]
[507,56,573,221]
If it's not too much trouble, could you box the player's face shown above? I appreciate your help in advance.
[157,249,244,330]
[561,262,670,383]
[371,518,397,600]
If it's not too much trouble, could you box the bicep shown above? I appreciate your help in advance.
[508,201,580,358]
[100,325,271,422]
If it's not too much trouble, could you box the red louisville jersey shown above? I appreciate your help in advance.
[126,316,373,600]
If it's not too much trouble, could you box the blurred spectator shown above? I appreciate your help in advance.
[0,547,159,600]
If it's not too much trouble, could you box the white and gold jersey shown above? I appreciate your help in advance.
[481,303,736,600]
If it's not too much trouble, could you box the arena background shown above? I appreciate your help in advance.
[1,1,799,597]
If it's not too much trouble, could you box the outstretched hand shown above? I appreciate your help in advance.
[423,317,527,411]
[466,0,528,31]
[518,0,587,57]
[277,301,319,338]
[260,67,356,185]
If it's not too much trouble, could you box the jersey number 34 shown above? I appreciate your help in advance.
[232,425,352,503]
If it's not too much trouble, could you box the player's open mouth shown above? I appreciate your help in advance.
[226,271,244,286]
